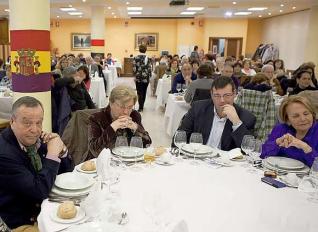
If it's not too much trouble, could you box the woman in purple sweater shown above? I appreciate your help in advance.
[261,95,318,167]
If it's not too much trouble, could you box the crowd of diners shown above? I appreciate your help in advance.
[0,44,318,231]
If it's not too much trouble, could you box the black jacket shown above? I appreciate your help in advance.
[0,128,74,229]
[177,99,256,151]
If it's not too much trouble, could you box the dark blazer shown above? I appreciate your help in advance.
[171,72,197,93]
[0,128,74,229]
[88,105,152,157]
[177,99,256,151]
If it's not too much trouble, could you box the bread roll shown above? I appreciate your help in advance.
[81,160,96,171]
[264,170,277,178]
[57,201,77,219]
[154,146,166,156]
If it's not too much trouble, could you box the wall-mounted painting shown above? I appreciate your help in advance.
[135,33,158,51]
[71,33,91,50]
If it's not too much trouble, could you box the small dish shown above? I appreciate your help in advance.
[50,206,86,224]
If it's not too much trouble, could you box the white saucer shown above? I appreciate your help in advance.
[50,206,86,224]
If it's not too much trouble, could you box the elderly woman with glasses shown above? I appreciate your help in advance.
[88,85,152,156]
[261,95,318,167]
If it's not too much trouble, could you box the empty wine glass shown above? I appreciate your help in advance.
[174,130,187,159]
[190,133,203,165]
[176,83,182,94]
[115,136,128,169]
[308,157,318,203]
[130,136,143,170]
[241,135,255,156]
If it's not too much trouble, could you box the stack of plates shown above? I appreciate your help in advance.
[262,156,310,174]
[112,146,144,162]
[181,144,217,158]
[51,172,95,197]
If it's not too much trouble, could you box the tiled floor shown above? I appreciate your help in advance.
[115,77,172,147]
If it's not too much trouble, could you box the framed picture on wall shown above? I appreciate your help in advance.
[71,33,91,50]
[135,33,158,51]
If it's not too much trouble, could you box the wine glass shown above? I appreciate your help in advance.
[115,136,128,169]
[247,139,262,173]
[176,83,182,94]
[144,145,155,167]
[130,136,143,170]
[308,157,318,203]
[241,135,255,156]
[174,130,187,159]
[190,133,203,165]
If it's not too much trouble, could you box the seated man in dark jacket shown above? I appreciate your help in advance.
[0,96,74,230]
[176,76,256,150]
[54,66,95,112]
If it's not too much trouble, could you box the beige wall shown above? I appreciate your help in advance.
[50,18,256,62]
[245,19,263,58]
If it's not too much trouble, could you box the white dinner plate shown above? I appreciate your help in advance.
[112,146,144,158]
[50,205,86,224]
[266,156,305,170]
[181,144,214,155]
[262,160,309,175]
[55,173,95,190]
[51,185,92,197]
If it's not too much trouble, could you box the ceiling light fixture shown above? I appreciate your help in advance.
[108,6,112,10]
[258,15,262,18]
[111,12,115,15]
[68,12,83,15]
[279,9,283,13]
[225,11,233,17]
[57,15,60,18]
[248,7,268,11]
[60,7,77,12]
[114,16,117,18]
[268,12,272,15]
[186,7,204,11]
[126,1,130,5]
[280,4,284,7]
[232,1,237,5]
[69,5,72,7]
[127,7,143,11]
[4,9,10,12]
[292,6,296,10]
[234,12,252,16]
[82,0,86,2]
[79,15,82,18]
[180,11,196,15]
[127,11,142,15]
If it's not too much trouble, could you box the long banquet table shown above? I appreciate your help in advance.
[89,77,107,108]
[155,78,171,110]
[38,156,318,232]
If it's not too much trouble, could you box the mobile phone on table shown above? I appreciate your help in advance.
[261,177,287,188]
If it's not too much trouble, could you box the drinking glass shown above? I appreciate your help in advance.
[308,157,318,203]
[144,146,156,167]
[130,136,143,170]
[241,135,255,156]
[176,83,182,94]
[174,130,187,158]
[115,136,128,169]
[190,133,203,165]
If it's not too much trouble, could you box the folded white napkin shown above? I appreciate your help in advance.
[96,148,112,181]
[226,148,243,159]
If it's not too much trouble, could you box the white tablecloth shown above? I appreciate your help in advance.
[38,159,318,232]
[89,78,107,108]
[0,95,13,119]
[155,78,171,110]
[164,94,190,137]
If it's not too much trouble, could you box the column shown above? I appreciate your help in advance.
[9,0,51,131]
[305,6,318,67]
[90,6,105,59]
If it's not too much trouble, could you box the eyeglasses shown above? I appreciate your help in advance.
[114,102,134,111]
[212,93,234,100]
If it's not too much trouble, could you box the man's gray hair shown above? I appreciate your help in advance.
[261,64,274,72]
[12,96,43,117]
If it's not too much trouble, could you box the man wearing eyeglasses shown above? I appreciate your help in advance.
[177,76,256,150]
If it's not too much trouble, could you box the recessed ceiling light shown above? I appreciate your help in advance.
[114,16,117,18]
[79,15,82,18]
[292,6,296,10]
[4,9,9,12]
[258,15,262,18]
[234,12,252,16]
[279,9,283,13]
[186,7,204,11]
[248,7,268,11]
[108,6,112,10]
[126,1,130,5]
[127,11,142,15]
[280,4,284,7]
[232,1,237,5]
[127,7,143,11]
[111,12,115,15]
[68,12,83,15]
[225,11,233,17]
[60,7,77,12]
[180,11,196,15]
[68,5,72,7]
[268,12,272,15]
[82,0,86,2]
[57,15,60,18]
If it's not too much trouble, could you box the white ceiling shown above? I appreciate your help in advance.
[0,0,317,19]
